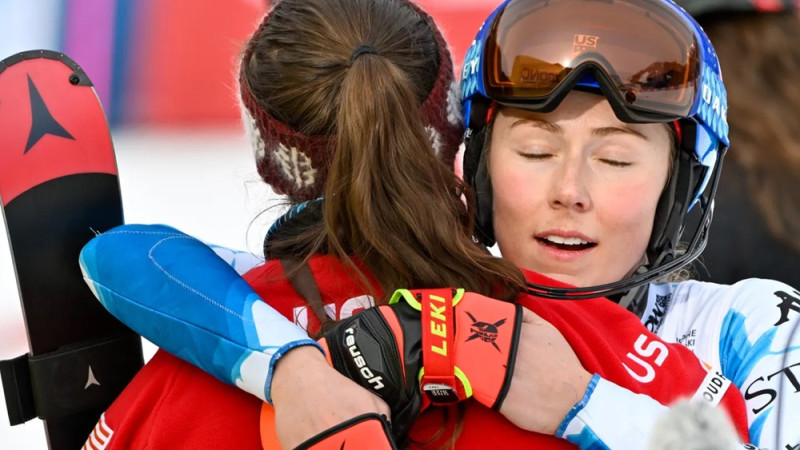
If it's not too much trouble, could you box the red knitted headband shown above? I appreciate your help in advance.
[239,0,463,203]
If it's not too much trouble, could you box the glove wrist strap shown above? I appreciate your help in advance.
[294,413,397,450]
[413,288,472,405]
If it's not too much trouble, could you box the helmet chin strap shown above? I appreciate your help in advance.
[463,101,496,247]
[614,266,650,316]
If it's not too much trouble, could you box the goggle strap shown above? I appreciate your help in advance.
[673,120,683,145]
[486,101,498,124]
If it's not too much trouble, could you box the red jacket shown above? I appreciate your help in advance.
[89,255,748,449]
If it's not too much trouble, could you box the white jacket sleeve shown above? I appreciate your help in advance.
[557,375,669,449]
[651,279,800,450]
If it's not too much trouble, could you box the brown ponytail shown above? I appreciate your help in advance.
[246,0,524,304]
[324,47,522,302]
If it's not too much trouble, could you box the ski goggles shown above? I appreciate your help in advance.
[461,0,728,146]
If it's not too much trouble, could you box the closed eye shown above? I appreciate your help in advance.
[520,152,553,160]
[600,158,632,167]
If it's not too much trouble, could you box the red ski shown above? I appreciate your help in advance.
[0,50,143,450]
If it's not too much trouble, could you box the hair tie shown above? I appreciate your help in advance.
[350,44,378,63]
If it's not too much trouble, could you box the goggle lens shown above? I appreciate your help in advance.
[485,0,701,117]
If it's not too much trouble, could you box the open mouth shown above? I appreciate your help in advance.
[536,235,597,251]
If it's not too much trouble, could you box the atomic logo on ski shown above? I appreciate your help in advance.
[85,366,101,389]
[25,74,74,153]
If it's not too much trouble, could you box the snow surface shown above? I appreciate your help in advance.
[0,128,285,449]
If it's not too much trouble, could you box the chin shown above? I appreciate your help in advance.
[541,271,586,288]
[550,272,621,290]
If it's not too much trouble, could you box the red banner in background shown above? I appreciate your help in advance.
[129,0,267,127]
[420,0,500,72]
[127,0,500,127]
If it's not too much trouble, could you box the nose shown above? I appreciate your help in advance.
[548,157,591,212]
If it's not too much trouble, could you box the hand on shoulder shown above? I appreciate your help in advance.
[499,307,592,435]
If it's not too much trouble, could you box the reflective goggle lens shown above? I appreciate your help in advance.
[485,0,701,117]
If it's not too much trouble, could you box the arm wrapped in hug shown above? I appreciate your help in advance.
[79,223,322,404]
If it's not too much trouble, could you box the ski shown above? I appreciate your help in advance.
[0,50,143,450]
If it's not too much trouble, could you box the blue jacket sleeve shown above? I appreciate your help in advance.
[79,223,321,404]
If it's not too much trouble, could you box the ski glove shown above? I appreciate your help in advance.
[395,288,522,409]
[317,288,522,441]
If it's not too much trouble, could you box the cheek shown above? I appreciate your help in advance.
[600,140,670,231]
[489,155,541,240]
[492,166,533,211]
[601,176,664,244]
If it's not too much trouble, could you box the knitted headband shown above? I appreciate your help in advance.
[239,0,463,203]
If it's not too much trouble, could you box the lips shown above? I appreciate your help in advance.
[536,234,597,251]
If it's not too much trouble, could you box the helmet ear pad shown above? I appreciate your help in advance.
[647,120,711,268]
[463,100,495,247]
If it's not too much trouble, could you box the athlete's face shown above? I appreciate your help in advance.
[489,90,671,287]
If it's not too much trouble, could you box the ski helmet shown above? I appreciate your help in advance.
[460,0,728,299]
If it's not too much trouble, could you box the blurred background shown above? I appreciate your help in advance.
[0,0,503,447]
[0,0,496,129]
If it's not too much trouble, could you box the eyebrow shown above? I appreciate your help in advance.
[510,118,648,140]
[510,118,562,133]
[593,126,648,140]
